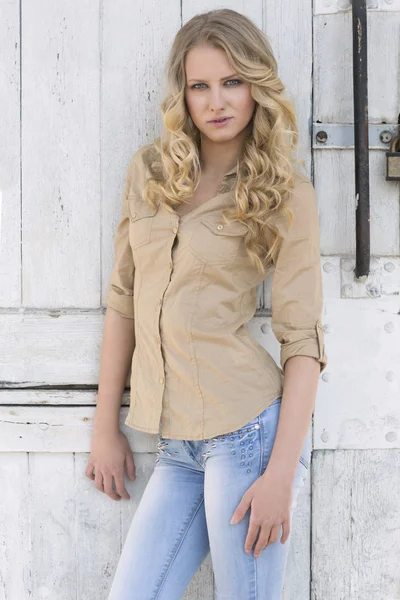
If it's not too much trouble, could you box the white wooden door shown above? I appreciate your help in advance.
[1,1,399,599]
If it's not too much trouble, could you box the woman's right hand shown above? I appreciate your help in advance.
[85,429,136,501]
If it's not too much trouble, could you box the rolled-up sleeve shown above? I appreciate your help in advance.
[270,177,327,373]
[104,155,137,319]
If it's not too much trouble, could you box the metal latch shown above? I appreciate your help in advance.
[386,136,400,181]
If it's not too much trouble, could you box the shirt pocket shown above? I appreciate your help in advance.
[188,214,248,264]
[128,196,158,249]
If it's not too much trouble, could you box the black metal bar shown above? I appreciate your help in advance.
[352,0,370,279]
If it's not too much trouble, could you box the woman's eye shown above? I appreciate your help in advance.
[190,79,242,90]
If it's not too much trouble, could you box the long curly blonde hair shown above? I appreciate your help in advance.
[143,8,306,275]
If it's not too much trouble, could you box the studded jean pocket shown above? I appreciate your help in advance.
[204,421,262,475]
[155,437,182,463]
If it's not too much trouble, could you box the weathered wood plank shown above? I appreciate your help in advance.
[0,454,30,600]
[314,10,400,124]
[0,0,21,309]
[0,405,157,453]
[314,150,400,256]
[0,312,105,386]
[312,449,400,600]
[22,1,101,309]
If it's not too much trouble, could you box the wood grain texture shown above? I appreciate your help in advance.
[0,0,21,308]
[311,449,400,600]
[21,1,101,309]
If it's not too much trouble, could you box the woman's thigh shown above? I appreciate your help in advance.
[108,437,210,600]
[204,397,311,600]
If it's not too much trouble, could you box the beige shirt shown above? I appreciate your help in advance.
[105,143,327,440]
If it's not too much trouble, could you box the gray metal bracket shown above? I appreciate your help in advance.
[312,123,399,149]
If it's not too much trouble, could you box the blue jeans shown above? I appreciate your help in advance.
[108,396,311,600]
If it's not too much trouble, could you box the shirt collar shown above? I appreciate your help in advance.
[223,164,238,178]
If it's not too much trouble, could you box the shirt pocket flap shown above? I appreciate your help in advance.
[200,216,248,237]
[129,196,158,222]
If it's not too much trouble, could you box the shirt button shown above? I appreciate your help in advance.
[130,212,136,220]
[172,227,178,234]
[217,224,224,230]
[159,376,164,384]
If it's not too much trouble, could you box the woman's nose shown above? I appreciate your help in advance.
[208,87,226,111]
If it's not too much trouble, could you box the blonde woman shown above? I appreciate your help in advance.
[87,8,327,599]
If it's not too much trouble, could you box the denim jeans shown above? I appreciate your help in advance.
[107,396,311,600]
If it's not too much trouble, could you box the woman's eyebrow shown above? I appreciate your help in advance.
[187,73,238,83]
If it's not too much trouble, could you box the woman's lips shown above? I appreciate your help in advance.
[208,117,233,127]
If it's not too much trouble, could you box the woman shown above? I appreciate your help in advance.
[87,8,327,599]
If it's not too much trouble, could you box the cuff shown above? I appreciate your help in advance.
[105,287,135,319]
[280,320,327,373]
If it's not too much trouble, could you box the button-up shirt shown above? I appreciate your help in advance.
[105,142,327,440]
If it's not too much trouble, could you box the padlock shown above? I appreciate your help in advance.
[386,135,400,181]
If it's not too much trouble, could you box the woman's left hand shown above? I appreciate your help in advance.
[229,468,293,558]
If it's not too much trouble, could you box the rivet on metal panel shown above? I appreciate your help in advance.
[316,130,328,144]
[384,262,395,273]
[342,259,355,273]
[365,284,380,299]
[370,258,380,270]
[341,284,353,298]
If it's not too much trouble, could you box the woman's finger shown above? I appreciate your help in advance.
[265,523,281,547]
[253,526,270,558]
[102,473,121,501]
[244,518,260,554]
[113,466,130,500]
[94,469,105,493]
[85,462,95,480]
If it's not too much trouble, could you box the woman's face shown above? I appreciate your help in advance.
[184,45,256,143]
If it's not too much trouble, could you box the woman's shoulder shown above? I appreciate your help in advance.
[288,168,317,209]
[271,169,319,240]
[126,139,160,195]
[128,140,159,172]
[291,167,313,190]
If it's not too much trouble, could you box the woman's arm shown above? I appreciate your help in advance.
[261,355,320,483]
[266,177,327,483]
[93,307,135,435]
[93,151,139,434]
